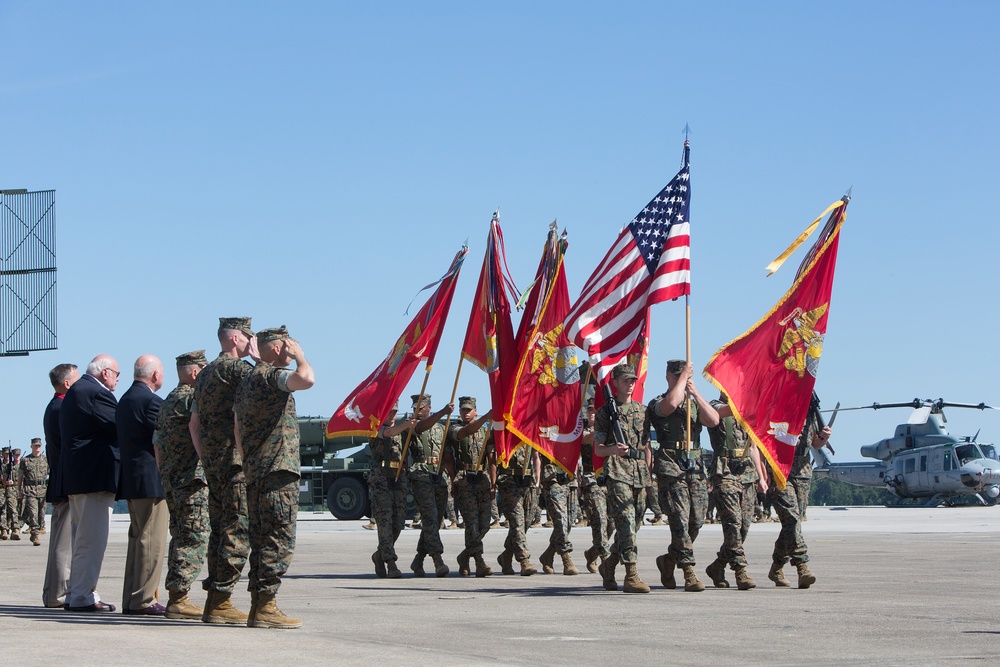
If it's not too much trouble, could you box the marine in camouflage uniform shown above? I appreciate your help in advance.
[704,395,767,590]
[496,444,539,576]
[235,326,314,629]
[647,360,720,592]
[445,396,495,577]
[579,400,612,573]
[19,439,48,545]
[1,449,21,541]
[191,317,256,623]
[368,403,414,579]
[406,394,454,577]
[156,351,211,619]
[768,406,829,589]
[594,364,652,594]
[538,455,578,575]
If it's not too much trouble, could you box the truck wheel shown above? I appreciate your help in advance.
[327,477,369,520]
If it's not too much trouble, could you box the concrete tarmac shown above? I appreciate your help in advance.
[1,506,998,666]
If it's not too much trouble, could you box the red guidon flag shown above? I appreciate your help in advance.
[504,226,583,472]
[704,196,849,487]
[327,245,468,438]
[461,211,520,462]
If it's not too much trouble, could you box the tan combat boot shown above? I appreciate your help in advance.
[410,552,426,577]
[539,545,556,574]
[372,551,387,578]
[622,563,650,594]
[655,553,676,589]
[386,559,402,579]
[31,532,41,546]
[202,591,249,624]
[10,530,20,541]
[249,594,301,629]
[768,561,791,587]
[584,546,599,574]
[706,558,730,588]
[431,554,450,577]
[682,565,706,592]
[497,549,516,575]
[473,554,493,578]
[796,563,816,589]
[457,549,471,577]
[599,553,619,591]
[734,567,757,590]
[518,557,537,576]
[165,591,203,620]
[560,552,579,576]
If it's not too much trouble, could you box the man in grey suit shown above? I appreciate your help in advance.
[61,354,121,612]
[117,355,168,615]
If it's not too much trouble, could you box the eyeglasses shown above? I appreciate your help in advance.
[105,369,121,378]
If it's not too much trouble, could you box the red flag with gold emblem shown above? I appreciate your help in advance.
[461,212,520,461]
[504,226,583,472]
[704,197,848,488]
[327,245,468,438]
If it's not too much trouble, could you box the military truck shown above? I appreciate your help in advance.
[297,416,375,520]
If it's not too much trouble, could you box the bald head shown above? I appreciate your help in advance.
[134,354,164,392]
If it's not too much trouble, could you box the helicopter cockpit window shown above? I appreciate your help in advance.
[943,450,952,471]
[980,444,998,461]
[955,444,980,465]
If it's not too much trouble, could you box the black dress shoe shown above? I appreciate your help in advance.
[67,601,116,612]
[124,603,166,616]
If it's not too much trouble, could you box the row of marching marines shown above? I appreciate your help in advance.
[365,358,831,594]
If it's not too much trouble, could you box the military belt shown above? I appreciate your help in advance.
[458,463,484,472]
[727,448,746,458]
[24,481,46,486]
[383,461,401,470]
[660,441,700,451]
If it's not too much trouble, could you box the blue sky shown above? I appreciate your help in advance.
[2,1,998,464]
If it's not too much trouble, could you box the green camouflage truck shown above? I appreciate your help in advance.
[297,416,375,520]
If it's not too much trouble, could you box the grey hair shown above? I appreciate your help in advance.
[86,355,116,376]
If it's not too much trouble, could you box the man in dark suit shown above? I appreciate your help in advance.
[61,354,121,613]
[117,355,168,616]
[41,363,80,609]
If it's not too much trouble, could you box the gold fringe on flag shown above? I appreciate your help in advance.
[765,200,844,276]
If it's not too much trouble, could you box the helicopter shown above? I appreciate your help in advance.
[811,398,1000,507]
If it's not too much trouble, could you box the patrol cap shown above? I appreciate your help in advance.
[666,359,686,375]
[388,399,399,412]
[459,396,476,410]
[585,396,595,408]
[612,364,638,380]
[176,350,208,368]
[411,394,431,409]
[11,448,21,456]
[30,438,41,446]
[219,317,254,338]
[257,326,290,345]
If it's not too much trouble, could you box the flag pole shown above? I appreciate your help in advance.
[435,355,465,476]
[395,364,433,482]
[685,295,692,454]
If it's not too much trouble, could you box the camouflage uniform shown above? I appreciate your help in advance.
[496,446,535,563]
[770,413,818,567]
[541,461,574,555]
[368,425,408,564]
[234,360,300,596]
[707,401,759,570]
[193,353,253,593]
[595,400,651,564]
[579,434,611,559]
[1,453,19,538]
[19,450,48,539]
[647,396,707,567]
[156,381,210,596]
[448,422,493,558]
[408,423,448,557]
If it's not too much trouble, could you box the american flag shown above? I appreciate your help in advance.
[565,141,691,382]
